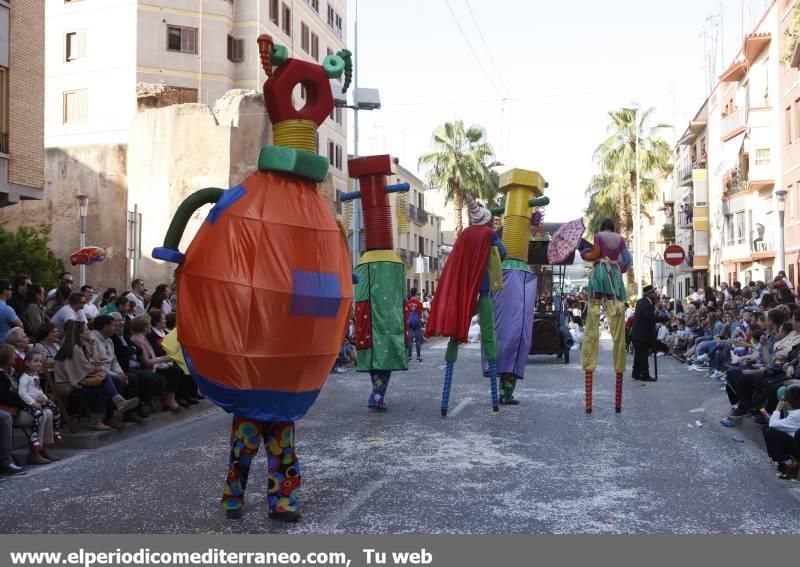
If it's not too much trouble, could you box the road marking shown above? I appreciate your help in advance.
[331,479,388,528]
[448,397,473,417]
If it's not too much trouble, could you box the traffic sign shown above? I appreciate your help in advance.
[664,244,686,267]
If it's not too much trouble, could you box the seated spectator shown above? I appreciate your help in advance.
[147,284,172,315]
[7,275,29,318]
[46,272,74,316]
[165,312,176,332]
[17,351,62,462]
[54,320,139,431]
[147,310,198,405]
[0,344,47,466]
[103,294,129,317]
[99,288,117,311]
[81,285,99,322]
[109,312,165,417]
[50,292,87,335]
[128,315,184,411]
[6,327,29,375]
[725,309,800,420]
[20,284,48,337]
[90,315,144,427]
[763,385,800,479]
[0,280,22,340]
[31,323,61,365]
[468,315,481,343]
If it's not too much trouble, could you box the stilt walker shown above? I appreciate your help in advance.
[341,156,410,411]
[426,197,506,415]
[579,218,631,414]
[152,35,354,521]
[484,169,549,405]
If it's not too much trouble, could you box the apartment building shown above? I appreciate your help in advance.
[671,100,710,296]
[0,0,44,206]
[781,0,800,285]
[393,164,444,295]
[46,0,347,188]
[715,3,781,285]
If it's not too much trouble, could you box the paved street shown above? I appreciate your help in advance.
[2,337,799,534]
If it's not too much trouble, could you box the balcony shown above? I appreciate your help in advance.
[751,229,775,257]
[721,108,745,141]
[408,204,428,225]
[723,167,748,198]
[677,211,693,228]
[398,249,414,268]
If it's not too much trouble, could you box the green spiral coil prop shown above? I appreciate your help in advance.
[337,49,353,94]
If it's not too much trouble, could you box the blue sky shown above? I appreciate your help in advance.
[347,0,771,221]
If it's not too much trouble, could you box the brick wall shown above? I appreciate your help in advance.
[8,0,44,190]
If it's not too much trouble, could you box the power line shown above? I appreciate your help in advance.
[443,0,505,99]
[464,0,512,99]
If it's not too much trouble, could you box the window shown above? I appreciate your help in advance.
[335,189,342,214]
[167,25,198,54]
[0,67,7,153]
[795,98,800,143]
[63,89,88,124]
[787,106,793,146]
[335,143,342,170]
[327,4,335,27]
[335,106,342,126]
[227,35,244,62]
[65,31,86,62]
[724,214,734,245]
[281,3,291,36]
[735,211,745,244]
[301,22,310,53]
[269,0,279,25]
[311,32,319,61]
[754,148,770,167]
[170,87,198,103]
[335,14,343,38]
[305,0,320,11]
[328,139,335,166]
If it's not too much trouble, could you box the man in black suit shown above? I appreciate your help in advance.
[631,284,661,381]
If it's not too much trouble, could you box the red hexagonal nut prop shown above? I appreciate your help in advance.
[263,59,334,126]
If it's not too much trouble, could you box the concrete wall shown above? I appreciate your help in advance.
[0,144,129,290]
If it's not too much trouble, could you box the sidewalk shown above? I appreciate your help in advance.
[11,401,214,462]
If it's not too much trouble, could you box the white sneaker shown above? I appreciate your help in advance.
[332,367,346,374]
[696,354,709,363]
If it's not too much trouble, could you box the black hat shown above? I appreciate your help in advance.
[642,284,657,296]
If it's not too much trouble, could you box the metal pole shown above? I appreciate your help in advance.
[350,0,360,269]
[777,200,787,273]
[635,106,642,297]
[79,213,86,288]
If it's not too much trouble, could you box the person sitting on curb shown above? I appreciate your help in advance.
[763,385,800,479]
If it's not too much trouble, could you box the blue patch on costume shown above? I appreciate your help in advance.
[207,185,247,225]
[289,270,342,318]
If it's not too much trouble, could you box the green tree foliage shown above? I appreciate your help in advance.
[0,223,64,285]
[418,121,499,235]
[585,106,672,285]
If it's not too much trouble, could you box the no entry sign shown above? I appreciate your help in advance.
[664,244,686,266]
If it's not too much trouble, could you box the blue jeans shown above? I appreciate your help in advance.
[408,327,423,358]
[80,374,119,414]
[712,344,733,371]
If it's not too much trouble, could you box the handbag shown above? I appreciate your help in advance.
[82,368,106,387]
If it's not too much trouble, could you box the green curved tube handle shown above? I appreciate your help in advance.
[162,188,225,251]
[271,45,289,67]
[337,49,353,93]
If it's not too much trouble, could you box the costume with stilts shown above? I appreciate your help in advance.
[152,36,354,520]
[340,155,410,411]
[579,230,631,414]
[482,169,549,405]
[426,196,506,415]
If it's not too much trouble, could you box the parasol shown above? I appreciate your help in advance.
[547,218,585,265]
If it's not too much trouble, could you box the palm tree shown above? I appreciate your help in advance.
[418,121,497,235]
[590,108,672,242]
[587,106,672,285]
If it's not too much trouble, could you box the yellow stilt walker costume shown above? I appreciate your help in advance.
[579,219,632,414]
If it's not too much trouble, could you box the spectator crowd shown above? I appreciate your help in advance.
[0,272,197,477]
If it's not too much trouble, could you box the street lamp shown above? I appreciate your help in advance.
[76,193,89,287]
[623,106,642,297]
[776,188,788,274]
[333,0,385,268]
